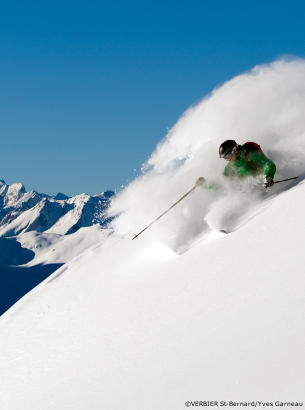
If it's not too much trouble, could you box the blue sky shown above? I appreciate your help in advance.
[1,0,305,196]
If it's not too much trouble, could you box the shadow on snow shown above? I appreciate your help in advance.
[0,263,63,316]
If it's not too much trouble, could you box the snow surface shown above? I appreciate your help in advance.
[21,225,113,266]
[0,59,305,408]
[0,225,112,316]
[0,180,304,409]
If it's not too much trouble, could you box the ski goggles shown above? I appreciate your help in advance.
[221,145,238,160]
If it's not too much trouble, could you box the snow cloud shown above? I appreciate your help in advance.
[110,58,305,252]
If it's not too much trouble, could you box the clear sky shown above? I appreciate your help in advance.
[1,0,305,197]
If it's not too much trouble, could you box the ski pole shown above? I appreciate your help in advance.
[132,177,205,240]
[274,176,299,184]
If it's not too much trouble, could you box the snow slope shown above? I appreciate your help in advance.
[1,59,305,408]
[0,180,304,409]
[20,225,113,266]
[0,225,113,316]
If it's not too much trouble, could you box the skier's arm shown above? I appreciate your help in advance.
[223,164,230,176]
[223,163,234,177]
[249,151,276,179]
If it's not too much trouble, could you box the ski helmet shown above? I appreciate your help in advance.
[219,140,237,158]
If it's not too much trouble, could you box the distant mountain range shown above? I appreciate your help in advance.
[0,180,115,237]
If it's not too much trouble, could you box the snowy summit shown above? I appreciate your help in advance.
[0,180,114,238]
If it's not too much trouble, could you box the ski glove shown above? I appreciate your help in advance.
[263,176,274,188]
[196,177,206,186]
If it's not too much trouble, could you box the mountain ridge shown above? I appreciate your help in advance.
[0,180,115,237]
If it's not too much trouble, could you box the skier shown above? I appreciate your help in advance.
[218,140,276,188]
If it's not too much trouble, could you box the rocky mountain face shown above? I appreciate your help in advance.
[0,180,115,237]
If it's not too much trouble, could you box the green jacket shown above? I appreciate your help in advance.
[223,145,276,179]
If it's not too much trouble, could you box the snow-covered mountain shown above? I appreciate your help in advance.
[1,59,305,408]
[0,181,115,315]
[0,180,115,237]
[47,191,115,235]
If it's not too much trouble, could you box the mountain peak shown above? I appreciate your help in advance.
[53,192,70,201]
[0,181,115,237]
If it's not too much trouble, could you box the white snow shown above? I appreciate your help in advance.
[47,194,91,235]
[0,199,49,237]
[0,181,304,409]
[20,225,113,265]
[0,59,305,408]
[0,182,113,238]
[3,183,25,208]
[0,220,112,269]
[109,59,305,244]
